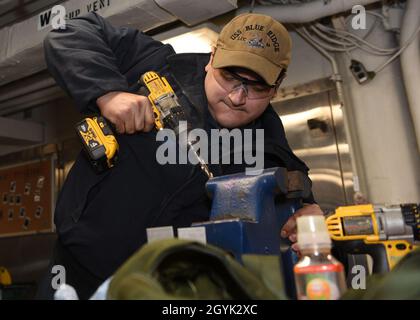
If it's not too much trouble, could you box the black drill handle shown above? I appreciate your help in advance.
[333,240,390,274]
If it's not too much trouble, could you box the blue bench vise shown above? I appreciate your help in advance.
[193,167,312,299]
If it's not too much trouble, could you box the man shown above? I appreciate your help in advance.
[39,12,322,299]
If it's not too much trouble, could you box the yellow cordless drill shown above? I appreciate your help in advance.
[140,71,185,132]
[140,71,213,178]
[326,203,420,273]
[76,71,213,178]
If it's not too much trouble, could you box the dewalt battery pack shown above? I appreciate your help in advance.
[75,116,118,173]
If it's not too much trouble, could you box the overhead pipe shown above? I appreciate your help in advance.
[239,0,380,23]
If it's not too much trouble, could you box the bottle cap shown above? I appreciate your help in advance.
[54,283,79,300]
[297,215,332,249]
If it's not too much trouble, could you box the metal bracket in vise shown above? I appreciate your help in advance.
[193,167,312,299]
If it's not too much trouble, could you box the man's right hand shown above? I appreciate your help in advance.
[96,91,155,134]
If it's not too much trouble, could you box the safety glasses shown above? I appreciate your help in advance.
[213,67,277,100]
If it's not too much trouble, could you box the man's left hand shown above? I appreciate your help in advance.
[280,203,324,252]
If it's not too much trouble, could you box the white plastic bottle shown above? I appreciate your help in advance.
[293,215,347,300]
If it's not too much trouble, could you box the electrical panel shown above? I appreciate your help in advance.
[0,158,54,237]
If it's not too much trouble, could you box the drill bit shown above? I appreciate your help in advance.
[187,140,213,179]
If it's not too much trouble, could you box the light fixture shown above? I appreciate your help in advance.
[162,27,219,53]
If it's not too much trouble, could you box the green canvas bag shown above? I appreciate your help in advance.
[107,238,287,300]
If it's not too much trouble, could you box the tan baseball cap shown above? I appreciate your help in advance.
[212,13,292,86]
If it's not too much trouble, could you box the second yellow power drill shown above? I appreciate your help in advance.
[326,203,420,273]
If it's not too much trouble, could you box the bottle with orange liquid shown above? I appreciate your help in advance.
[293,215,347,300]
